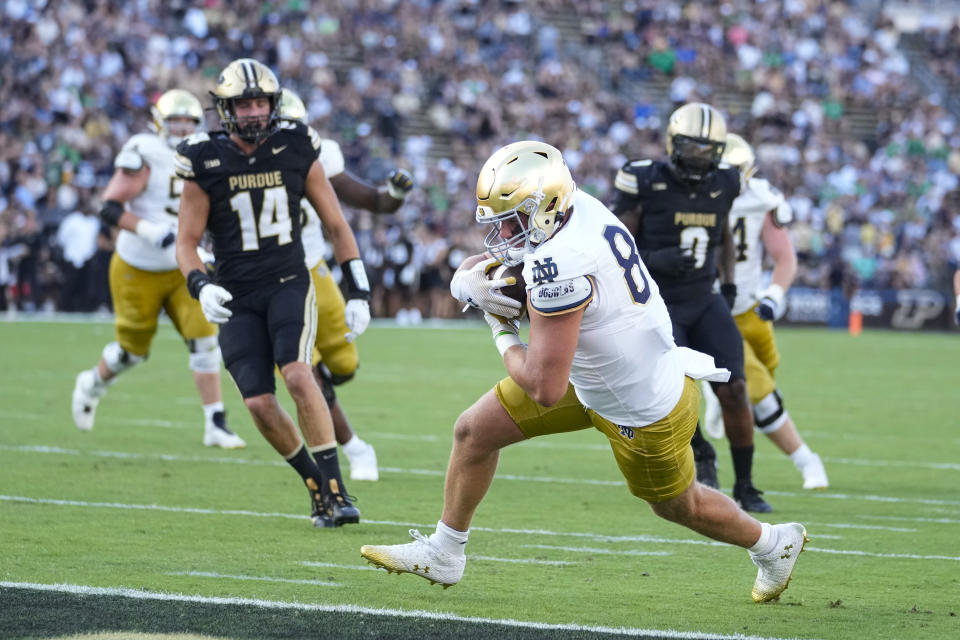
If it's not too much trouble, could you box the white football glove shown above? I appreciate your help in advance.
[198,283,233,324]
[484,311,523,357]
[135,219,176,249]
[344,298,371,343]
[450,257,522,318]
[755,284,785,322]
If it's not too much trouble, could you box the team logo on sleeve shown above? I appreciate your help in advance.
[530,257,559,284]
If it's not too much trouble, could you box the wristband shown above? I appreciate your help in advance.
[494,332,523,357]
[186,269,211,300]
[98,200,124,226]
[340,258,371,300]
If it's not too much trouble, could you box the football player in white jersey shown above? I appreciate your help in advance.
[278,89,413,481]
[361,141,808,603]
[71,89,245,449]
[700,133,827,489]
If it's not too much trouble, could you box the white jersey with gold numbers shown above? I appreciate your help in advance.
[302,138,346,268]
[522,190,691,427]
[729,177,786,315]
[115,133,181,272]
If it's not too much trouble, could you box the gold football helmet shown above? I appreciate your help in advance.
[476,140,576,266]
[279,88,308,124]
[665,102,727,182]
[721,133,756,181]
[212,58,281,143]
[151,89,204,149]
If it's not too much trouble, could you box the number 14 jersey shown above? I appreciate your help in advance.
[175,120,320,294]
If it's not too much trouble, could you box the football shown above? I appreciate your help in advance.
[488,262,527,313]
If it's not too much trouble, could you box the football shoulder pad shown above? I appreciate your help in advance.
[318,137,345,177]
[174,132,212,180]
[529,275,595,316]
[613,159,654,196]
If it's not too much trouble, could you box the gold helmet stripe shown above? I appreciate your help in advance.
[241,60,257,90]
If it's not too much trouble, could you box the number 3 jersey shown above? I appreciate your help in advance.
[114,133,182,272]
[175,120,320,294]
[521,190,688,427]
[612,159,740,305]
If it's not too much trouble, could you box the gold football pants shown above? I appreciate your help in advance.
[308,259,358,378]
[109,254,216,356]
[495,376,700,503]
[734,306,781,403]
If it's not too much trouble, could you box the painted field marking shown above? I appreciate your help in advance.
[3,444,959,507]
[167,570,338,587]
[2,495,954,561]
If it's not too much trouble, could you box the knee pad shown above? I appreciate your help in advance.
[329,368,355,386]
[314,362,337,408]
[102,341,146,375]
[187,335,221,373]
[753,389,788,434]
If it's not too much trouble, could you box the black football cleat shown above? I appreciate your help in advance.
[734,480,773,513]
[323,489,360,527]
[693,441,720,490]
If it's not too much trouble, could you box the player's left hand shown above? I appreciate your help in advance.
[344,298,371,343]
[386,169,414,200]
[755,284,785,321]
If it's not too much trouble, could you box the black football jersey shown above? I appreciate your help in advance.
[175,121,321,294]
[612,159,740,304]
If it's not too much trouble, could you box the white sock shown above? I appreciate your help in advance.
[203,402,224,426]
[789,443,815,469]
[341,435,367,457]
[430,519,468,556]
[90,367,109,391]
[748,522,775,555]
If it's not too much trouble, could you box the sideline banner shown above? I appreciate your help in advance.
[783,287,955,331]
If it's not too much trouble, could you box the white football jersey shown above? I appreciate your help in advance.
[302,138,346,268]
[114,133,181,271]
[728,177,787,315]
[521,190,688,427]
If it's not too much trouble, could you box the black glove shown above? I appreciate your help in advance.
[386,168,414,199]
[645,247,696,275]
[720,283,737,309]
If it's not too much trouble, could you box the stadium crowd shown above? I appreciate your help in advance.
[2,0,959,320]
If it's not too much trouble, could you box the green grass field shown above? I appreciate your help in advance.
[1,319,957,640]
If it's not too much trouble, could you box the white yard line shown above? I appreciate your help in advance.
[3,444,959,506]
[0,580,820,640]
[522,545,672,557]
[167,570,338,587]
[1,495,954,561]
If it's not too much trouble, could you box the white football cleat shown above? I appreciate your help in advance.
[701,381,725,439]
[72,370,105,431]
[750,522,808,603]
[361,529,465,588]
[347,440,379,481]
[800,453,828,490]
[203,411,245,449]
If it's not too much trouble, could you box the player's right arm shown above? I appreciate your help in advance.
[175,179,232,324]
[175,180,209,278]
[99,142,175,248]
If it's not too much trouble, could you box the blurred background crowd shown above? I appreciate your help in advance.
[2,0,959,323]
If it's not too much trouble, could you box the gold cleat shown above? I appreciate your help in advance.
[750,523,808,603]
